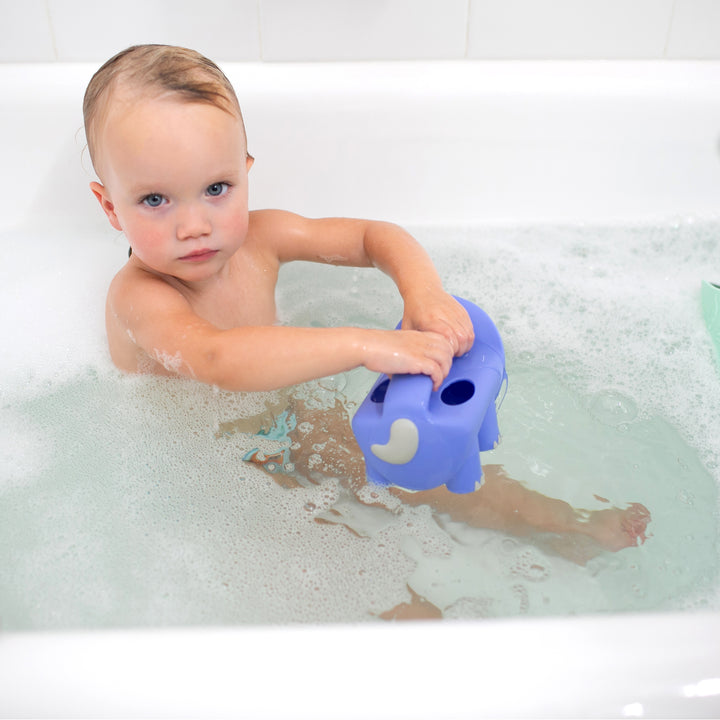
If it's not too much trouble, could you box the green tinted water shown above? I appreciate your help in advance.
[0,222,718,628]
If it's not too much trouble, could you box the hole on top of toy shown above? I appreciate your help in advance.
[370,379,390,403]
[441,379,475,406]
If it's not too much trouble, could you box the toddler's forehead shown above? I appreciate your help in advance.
[93,88,247,182]
[102,86,246,143]
[105,84,189,122]
[93,84,155,146]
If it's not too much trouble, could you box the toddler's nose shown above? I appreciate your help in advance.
[176,204,211,240]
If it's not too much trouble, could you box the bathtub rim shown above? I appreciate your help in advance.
[2,610,719,718]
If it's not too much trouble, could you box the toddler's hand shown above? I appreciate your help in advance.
[402,289,475,357]
[360,329,454,390]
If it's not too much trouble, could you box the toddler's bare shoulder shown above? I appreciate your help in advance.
[107,263,187,316]
[248,208,305,235]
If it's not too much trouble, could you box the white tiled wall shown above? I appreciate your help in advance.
[1,0,719,63]
[468,0,674,59]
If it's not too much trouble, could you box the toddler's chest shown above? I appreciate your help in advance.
[192,262,279,329]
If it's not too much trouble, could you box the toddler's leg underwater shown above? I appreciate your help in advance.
[391,465,651,555]
[235,400,651,557]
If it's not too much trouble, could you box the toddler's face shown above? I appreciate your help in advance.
[92,94,253,282]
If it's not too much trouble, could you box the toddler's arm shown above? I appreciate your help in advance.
[107,271,454,392]
[259,211,475,356]
[362,222,475,356]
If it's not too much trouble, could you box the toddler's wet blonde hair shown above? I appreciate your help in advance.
[83,44,247,173]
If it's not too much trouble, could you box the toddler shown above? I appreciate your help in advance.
[84,45,470,391]
[84,46,650,611]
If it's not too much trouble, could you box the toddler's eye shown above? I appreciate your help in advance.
[206,182,229,197]
[143,193,165,208]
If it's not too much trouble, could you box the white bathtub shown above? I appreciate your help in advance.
[2,61,720,718]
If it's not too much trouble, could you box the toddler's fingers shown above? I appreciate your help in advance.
[424,333,454,390]
[448,305,475,356]
[422,358,445,392]
[456,323,475,356]
[426,302,475,357]
[437,319,473,358]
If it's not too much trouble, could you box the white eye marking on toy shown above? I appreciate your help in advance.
[371,418,419,465]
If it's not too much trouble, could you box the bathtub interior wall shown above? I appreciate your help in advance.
[4,60,720,238]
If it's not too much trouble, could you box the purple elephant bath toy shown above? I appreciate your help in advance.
[351,297,506,494]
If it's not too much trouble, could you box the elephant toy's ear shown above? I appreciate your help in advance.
[370,418,419,465]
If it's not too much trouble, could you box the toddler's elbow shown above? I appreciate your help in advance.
[195,344,264,393]
[197,349,242,391]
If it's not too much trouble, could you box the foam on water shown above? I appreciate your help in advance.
[1,221,718,629]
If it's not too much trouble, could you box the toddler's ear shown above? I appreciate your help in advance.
[90,181,122,231]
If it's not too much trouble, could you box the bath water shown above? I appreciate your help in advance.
[1,221,718,629]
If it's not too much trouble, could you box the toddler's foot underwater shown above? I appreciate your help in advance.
[536,502,651,566]
[578,502,651,552]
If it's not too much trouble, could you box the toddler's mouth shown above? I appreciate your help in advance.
[179,249,219,262]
